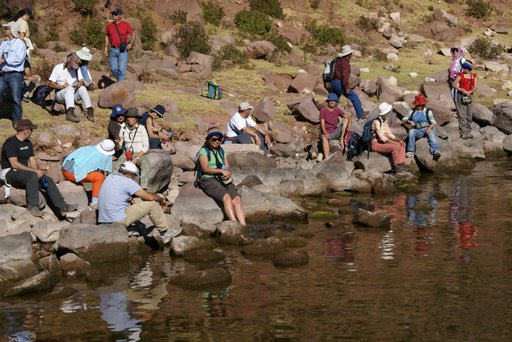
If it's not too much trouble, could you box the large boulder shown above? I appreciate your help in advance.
[287,97,320,123]
[491,101,512,134]
[244,40,277,59]
[252,97,276,123]
[56,224,129,262]
[98,81,144,108]
[227,151,276,172]
[0,232,32,264]
[32,221,70,243]
[4,271,54,297]
[57,181,89,211]
[473,103,496,126]
[143,150,174,193]
[288,74,319,93]
[421,82,454,110]
[186,52,214,79]
[0,260,38,284]
[216,221,253,245]
[170,236,214,257]
[239,186,308,221]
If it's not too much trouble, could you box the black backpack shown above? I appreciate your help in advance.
[346,131,362,161]
[30,85,52,106]
[360,119,377,158]
[322,58,336,91]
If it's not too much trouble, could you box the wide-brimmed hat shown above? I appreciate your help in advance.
[111,104,127,118]
[119,161,139,176]
[326,93,339,102]
[239,102,254,111]
[150,104,165,117]
[125,107,139,117]
[337,45,353,58]
[111,8,123,15]
[2,21,20,38]
[76,47,92,61]
[206,126,224,140]
[461,62,473,70]
[378,102,393,116]
[16,119,37,130]
[413,94,428,107]
[96,139,115,156]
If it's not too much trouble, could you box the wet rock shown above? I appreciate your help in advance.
[353,208,391,227]
[216,221,253,245]
[181,223,212,239]
[56,224,128,262]
[503,135,512,155]
[4,271,54,297]
[241,236,285,256]
[309,211,336,220]
[0,232,32,264]
[0,260,38,283]
[169,267,232,290]
[37,255,62,280]
[272,250,309,267]
[279,237,308,248]
[60,253,91,276]
[170,236,214,257]
[182,249,225,263]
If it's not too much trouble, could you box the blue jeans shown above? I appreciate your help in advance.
[109,48,128,81]
[0,72,23,124]
[79,64,94,85]
[331,79,364,117]
[407,128,440,155]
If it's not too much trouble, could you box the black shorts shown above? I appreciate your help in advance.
[24,59,31,69]
[197,177,239,203]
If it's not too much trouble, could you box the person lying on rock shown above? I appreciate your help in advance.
[371,103,408,173]
[97,161,178,249]
[315,92,347,162]
[452,61,477,140]
[225,101,272,155]
[61,139,115,207]
[138,104,174,150]
[196,127,246,226]
[0,119,78,218]
[116,107,150,188]
[402,94,441,161]
[108,104,126,159]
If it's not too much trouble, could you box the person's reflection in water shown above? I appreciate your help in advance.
[202,288,229,317]
[449,178,478,261]
[2,308,38,341]
[323,232,355,270]
[407,192,438,256]
[100,291,142,341]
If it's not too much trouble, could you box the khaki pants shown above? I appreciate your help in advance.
[120,201,167,228]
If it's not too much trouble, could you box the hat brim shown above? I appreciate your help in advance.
[17,124,38,130]
[96,144,115,156]
[151,108,164,117]
[76,51,92,61]
[206,132,224,140]
[413,100,428,106]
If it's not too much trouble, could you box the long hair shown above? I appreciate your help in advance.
[13,8,33,21]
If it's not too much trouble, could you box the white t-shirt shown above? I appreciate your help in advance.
[226,112,257,138]
[48,63,86,87]
[98,173,141,223]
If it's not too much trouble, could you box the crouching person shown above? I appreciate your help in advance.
[1,119,78,217]
[196,127,246,226]
[98,162,174,249]
[62,139,115,206]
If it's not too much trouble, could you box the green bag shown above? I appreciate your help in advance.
[201,81,222,100]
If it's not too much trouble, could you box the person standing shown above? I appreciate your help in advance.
[105,8,135,81]
[448,46,466,101]
[0,21,26,128]
[0,119,77,218]
[452,62,477,140]
[331,45,366,119]
[13,8,35,102]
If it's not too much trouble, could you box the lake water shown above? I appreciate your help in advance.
[2,159,512,341]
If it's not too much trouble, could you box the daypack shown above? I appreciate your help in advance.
[201,81,222,100]
[194,145,226,184]
[30,85,52,106]
[138,112,149,127]
[346,131,362,161]
[322,59,336,91]
[360,119,377,158]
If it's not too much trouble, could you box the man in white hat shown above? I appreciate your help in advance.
[332,44,366,119]
[0,21,27,127]
[76,46,96,90]
[225,101,272,154]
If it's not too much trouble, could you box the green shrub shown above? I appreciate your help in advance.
[248,0,284,19]
[213,44,248,68]
[372,48,387,62]
[0,0,17,21]
[201,1,225,26]
[174,22,211,57]
[267,31,291,53]
[72,0,96,16]
[305,20,345,46]
[466,0,493,19]
[46,28,59,42]
[70,18,104,49]
[141,15,158,50]
[356,16,379,32]
[234,9,271,35]
[469,37,502,59]
[170,10,187,24]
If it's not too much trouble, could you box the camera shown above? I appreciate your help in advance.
[2,52,7,59]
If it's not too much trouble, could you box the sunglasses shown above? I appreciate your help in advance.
[210,137,222,142]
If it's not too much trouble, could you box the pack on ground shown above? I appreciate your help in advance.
[201,81,222,100]
[322,59,336,91]
[30,85,53,106]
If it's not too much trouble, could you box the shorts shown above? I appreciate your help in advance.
[320,122,342,140]
[197,177,239,203]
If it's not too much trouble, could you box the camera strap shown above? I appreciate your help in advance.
[113,22,126,44]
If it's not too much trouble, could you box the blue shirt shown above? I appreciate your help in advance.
[0,38,27,72]
[98,173,141,223]
[62,146,112,182]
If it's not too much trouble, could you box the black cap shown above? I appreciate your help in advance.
[111,8,123,15]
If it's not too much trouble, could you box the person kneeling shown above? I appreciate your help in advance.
[196,127,246,226]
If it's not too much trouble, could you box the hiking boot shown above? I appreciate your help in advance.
[406,151,415,158]
[310,151,318,160]
[394,163,409,173]
[28,206,44,217]
[65,108,80,123]
[86,107,94,122]
[61,203,78,213]
[433,151,441,161]
[160,227,182,245]
[358,111,369,120]
[316,153,324,162]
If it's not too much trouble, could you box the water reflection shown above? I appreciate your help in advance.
[406,190,438,256]
[202,288,230,317]
[100,292,141,341]
[449,178,478,261]
[323,232,356,271]
[2,308,37,341]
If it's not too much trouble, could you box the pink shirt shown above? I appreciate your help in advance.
[319,107,345,134]
[372,118,396,143]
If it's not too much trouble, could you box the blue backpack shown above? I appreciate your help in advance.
[360,119,376,158]
[201,81,222,100]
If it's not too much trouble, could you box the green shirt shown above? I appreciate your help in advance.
[198,146,227,179]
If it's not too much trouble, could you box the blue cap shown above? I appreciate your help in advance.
[111,104,127,118]
[326,93,339,102]
[461,62,473,70]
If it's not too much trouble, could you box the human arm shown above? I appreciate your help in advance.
[134,188,167,206]
[451,75,466,94]
[340,118,348,148]
[127,30,136,51]
[425,109,437,135]
[8,156,43,178]
[146,117,161,139]
[104,34,110,57]
[254,124,272,147]
[2,41,27,67]
[198,152,231,179]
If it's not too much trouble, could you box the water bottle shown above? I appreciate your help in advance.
[41,175,49,189]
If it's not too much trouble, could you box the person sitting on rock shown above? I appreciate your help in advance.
[402,94,441,161]
[225,101,272,155]
[0,119,78,218]
[371,102,408,173]
[98,161,178,249]
[48,53,94,123]
[117,107,150,188]
[61,139,115,206]
[315,93,347,162]
[139,104,174,150]
[76,46,96,90]
[452,61,477,140]
[108,104,126,159]
[196,127,246,226]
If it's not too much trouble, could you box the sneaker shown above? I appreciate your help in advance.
[358,111,369,120]
[28,206,44,217]
[406,152,415,158]
[316,153,324,162]
[310,152,318,159]
[433,152,441,161]
[160,227,182,245]
[61,203,78,213]
[86,107,94,122]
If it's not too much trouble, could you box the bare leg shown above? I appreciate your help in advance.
[232,196,246,226]
[322,136,330,157]
[223,194,237,222]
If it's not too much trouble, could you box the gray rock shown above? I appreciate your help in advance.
[239,186,308,221]
[170,236,214,257]
[480,126,506,144]
[56,224,128,262]
[485,61,509,73]
[228,151,277,172]
[272,250,309,267]
[473,103,496,126]
[353,208,391,227]
[59,253,91,276]
[252,97,276,123]
[143,150,174,193]
[216,221,253,245]
[181,207,223,233]
[0,260,38,283]
[503,134,512,154]
[32,221,69,243]
[57,181,89,211]
[244,40,277,59]
[288,97,320,123]
[169,267,231,290]
[0,232,32,264]
[241,236,285,256]
[186,52,214,78]
[4,271,54,297]
[491,101,512,134]
[37,255,62,280]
